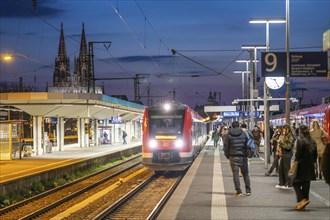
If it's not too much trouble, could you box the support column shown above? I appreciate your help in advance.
[33,116,43,155]
[79,118,85,148]
[85,118,90,147]
[57,117,64,151]
[94,119,98,146]
[126,121,132,144]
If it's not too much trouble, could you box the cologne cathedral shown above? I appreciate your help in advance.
[48,23,103,94]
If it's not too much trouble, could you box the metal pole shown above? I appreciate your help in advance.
[285,0,290,124]
[264,81,270,168]
[242,73,245,99]
[264,21,270,166]
[249,49,254,129]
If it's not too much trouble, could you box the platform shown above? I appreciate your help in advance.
[0,141,142,184]
[158,139,330,220]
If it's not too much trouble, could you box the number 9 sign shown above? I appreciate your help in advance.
[261,52,286,77]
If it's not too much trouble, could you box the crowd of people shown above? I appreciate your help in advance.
[211,120,329,211]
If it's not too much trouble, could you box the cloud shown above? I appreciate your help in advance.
[0,0,64,18]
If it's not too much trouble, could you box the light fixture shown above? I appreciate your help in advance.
[241,45,267,50]
[249,18,286,24]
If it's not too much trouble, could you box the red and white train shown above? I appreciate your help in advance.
[142,102,208,171]
[270,103,330,141]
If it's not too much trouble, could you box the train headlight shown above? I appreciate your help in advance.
[149,139,157,149]
[175,139,184,149]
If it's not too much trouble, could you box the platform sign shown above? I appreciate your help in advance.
[236,104,251,112]
[262,52,328,77]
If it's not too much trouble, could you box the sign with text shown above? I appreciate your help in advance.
[261,52,328,77]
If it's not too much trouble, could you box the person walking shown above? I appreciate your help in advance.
[275,124,295,189]
[122,130,127,144]
[265,127,282,176]
[310,120,328,179]
[212,128,220,148]
[292,125,317,211]
[251,125,263,157]
[224,121,251,197]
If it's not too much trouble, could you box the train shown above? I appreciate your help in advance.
[269,103,330,141]
[142,102,209,171]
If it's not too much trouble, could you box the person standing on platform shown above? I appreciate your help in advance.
[310,120,328,180]
[251,125,263,157]
[292,125,317,211]
[321,143,330,185]
[265,127,282,176]
[212,128,220,148]
[221,125,228,145]
[122,130,127,144]
[275,124,295,190]
[224,121,251,197]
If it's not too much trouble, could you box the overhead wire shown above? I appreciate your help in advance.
[108,1,162,71]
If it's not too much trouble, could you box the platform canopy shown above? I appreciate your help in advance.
[0,92,146,120]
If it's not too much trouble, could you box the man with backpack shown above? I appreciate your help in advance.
[251,125,263,157]
[224,121,251,197]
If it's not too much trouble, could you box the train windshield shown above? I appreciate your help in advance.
[148,110,184,136]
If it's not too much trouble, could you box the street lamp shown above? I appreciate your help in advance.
[240,45,266,129]
[236,59,259,100]
[240,45,267,93]
[249,18,286,167]
[0,53,29,62]
[1,54,13,62]
[249,18,286,51]
[233,70,250,99]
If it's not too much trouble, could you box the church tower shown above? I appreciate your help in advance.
[53,23,71,86]
[74,23,90,87]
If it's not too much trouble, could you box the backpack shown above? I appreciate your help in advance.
[244,131,256,158]
[123,131,127,137]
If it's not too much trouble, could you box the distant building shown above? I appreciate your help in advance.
[48,23,103,94]
[53,23,71,87]
[206,91,218,106]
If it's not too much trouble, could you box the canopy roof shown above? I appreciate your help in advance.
[0,92,146,121]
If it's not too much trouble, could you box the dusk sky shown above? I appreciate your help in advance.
[0,0,329,108]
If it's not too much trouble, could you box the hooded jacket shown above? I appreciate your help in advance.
[224,127,247,158]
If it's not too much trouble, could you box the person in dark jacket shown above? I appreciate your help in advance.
[292,125,317,211]
[224,121,251,197]
[321,143,330,185]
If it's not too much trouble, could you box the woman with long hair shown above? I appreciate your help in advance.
[292,125,317,211]
[275,124,295,189]
[310,120,328,179]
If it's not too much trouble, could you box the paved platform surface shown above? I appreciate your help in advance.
[0,141,141,184]
[158,139,330,220]
[1,139,329,220]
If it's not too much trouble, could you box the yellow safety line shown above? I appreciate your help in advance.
[50,167,148,220]
[0,159,85,183]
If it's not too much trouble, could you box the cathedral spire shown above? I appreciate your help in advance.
[58,22,67,58]
[53,22,71,87]
[79,22,88,59]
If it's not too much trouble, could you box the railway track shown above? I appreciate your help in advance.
[93,171,184,220]
[1,156,185,220]
[0,156,143,220]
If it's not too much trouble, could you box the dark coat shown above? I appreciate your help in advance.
[321,143,330,185]
[294,137,317,182]
[224,127,247,158]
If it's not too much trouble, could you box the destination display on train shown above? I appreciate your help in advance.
[261,51,328,77]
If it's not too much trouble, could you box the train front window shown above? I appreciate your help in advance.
[149,112,184,136]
